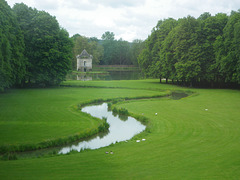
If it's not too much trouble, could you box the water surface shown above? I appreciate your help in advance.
[67,71,142,81]
[59,103,146,154]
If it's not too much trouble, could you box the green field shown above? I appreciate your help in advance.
[0,79,240,179]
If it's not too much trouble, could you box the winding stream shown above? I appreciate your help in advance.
[58,103,146,154]
[13,92,188,159]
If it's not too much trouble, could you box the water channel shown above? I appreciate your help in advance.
[67,71,142,81]
[13,92,188,159]
[59,103,146,154]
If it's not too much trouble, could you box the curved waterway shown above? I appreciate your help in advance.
[58,103,146,154]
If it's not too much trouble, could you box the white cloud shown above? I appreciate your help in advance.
[6,0,240,41]
[89,0,146,8]
[34,0,59,10]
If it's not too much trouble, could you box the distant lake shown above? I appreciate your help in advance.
[67,71,143,81]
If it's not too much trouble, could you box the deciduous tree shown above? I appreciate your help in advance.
[13,3,72,86]
[0,0,26,91]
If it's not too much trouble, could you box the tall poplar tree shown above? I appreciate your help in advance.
[0,0,26,91]
[217,10,240,83]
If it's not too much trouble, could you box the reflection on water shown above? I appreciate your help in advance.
[77,75,92,81]
[59,103,146,154]
[14,92,189,159]
[107,71,142,80]
[67,71,142,81]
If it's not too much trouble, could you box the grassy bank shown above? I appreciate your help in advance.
[0,84,166,153]
[0,80,240,179]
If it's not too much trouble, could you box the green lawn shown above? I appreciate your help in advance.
[0,80,240,179]
[0,84,166,148]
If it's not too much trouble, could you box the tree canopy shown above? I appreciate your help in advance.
[138,11,240,88]
[71,31,144,67]
[0,0,26,91]
[0,1,73,91]
[13,3,73,86]
[4,0,238,89]
[1,0,144,91]
[99,31,144,65]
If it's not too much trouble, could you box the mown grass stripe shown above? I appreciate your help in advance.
[0,80,239,179]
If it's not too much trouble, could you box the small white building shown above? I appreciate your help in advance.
[76,49,93,72]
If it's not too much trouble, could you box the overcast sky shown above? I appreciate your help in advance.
[6,0,240,42]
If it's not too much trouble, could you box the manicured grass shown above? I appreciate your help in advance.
[62,79,183,90]
[116,89,240,179]
[0,80,240,179]
[0,85,166,150]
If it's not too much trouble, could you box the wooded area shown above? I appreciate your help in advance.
[71,32,144,68]
[1,0,240,90]
[0,1,72,90]
[138,11,240,88]
[0,0,144,91]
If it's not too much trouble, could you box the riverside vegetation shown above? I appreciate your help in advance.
[0,79,240,179]
[1,1,240,178]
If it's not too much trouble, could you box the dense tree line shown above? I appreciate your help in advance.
[71,31,144,67]
[100,31,144,65]
[1,0,143,92]
[138,11,240,88]
[0,1,72,91]
[100,31,131,65]
[0,0,26,91]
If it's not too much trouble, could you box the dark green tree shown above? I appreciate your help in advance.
[139,18,177,81]
[172,16,201,85]
[216,10,240,84]
[88,39,104,65]
[138,31,157,76]
[154,18,178,82]
[0,0,26,91]
[100,31,135,65]
[129,39,145,66]
[115,38,131,65]
[13,3,72,86]
[138,48,151,75]
[197,13,228,86]
[100,31,116,65]
[138,10,240,87]
[101,31,115,41]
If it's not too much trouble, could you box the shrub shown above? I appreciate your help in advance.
[107,103,112,111]
[119,115,128,121]
[98,117,109,132]
[118,107,129,116]
[112,98,124,104]
[112,107,118,114]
